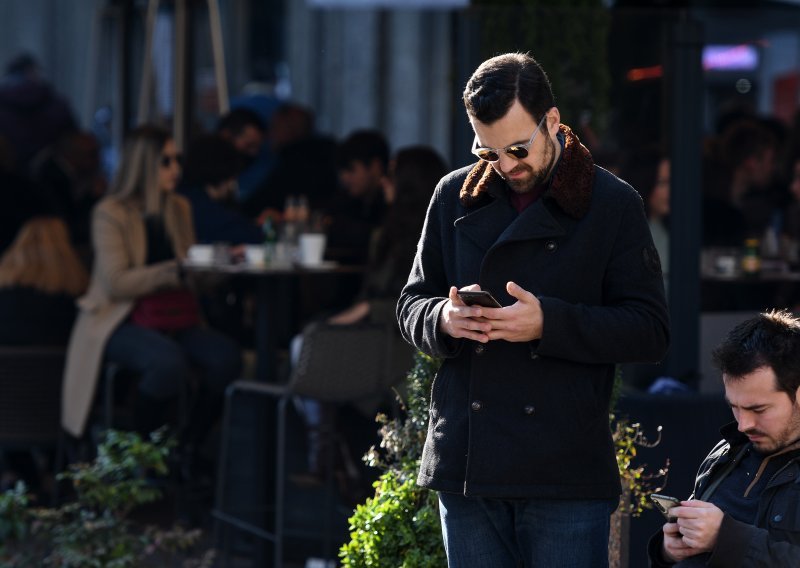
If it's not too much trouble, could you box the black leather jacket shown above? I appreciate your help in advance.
[649,422,800,567]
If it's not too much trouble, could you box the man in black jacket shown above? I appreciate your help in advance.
[649,310,800,567]
[397,52,669,567]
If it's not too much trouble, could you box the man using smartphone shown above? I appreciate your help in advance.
[397,52,669,567]
[649,310,800,567]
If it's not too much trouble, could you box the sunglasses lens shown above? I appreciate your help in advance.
[506,146,528,159]
[160,154,183,167]
[476,149,499,162]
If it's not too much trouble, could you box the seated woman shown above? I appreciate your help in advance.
[0,216,88,496]
[61,126,242,458]
[0,216,88,345]
[293,146,447,483]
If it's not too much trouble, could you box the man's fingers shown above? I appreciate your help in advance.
[449,286,465,306]
[506,281,535,303]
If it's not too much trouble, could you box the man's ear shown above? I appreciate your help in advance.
[547,107,561,136]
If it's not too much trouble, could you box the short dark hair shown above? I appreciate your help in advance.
[712,309,800,400]
[720,119,776,168]
[216,108,266,137]
[337,129,389,172]
[463,52,555,125]
[183,134,244,187]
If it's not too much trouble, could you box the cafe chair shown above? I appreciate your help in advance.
[0,346,67,503]
[212,322,394,568]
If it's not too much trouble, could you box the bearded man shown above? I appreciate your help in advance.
[649,310,800,567]
[396,52,670,567]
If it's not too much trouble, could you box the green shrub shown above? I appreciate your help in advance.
[0,429,213,567]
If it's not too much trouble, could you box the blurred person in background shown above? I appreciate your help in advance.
[292,145,448,494]
[61,126,241,477]
[0,53,77,169]
[622,151,670,295]
[325,129,390,265]
[32,131,106,257]
[241,103,338,219]
[0,135,49,255]
[0,216,88,498]
[721,118,783,240]
[216,107,267,202]
[0,217,88,346]
[179,133,262,346]
[179,133,261,245]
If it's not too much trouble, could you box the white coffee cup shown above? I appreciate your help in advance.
[244,245,266,266]
[187,244,213,264]
[298,233,326,266]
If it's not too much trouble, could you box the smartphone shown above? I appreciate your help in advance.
[457,290,502,308]
[650,494,681,520]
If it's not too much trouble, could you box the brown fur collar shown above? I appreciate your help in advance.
[459,124,595,219]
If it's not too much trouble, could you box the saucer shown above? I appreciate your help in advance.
[297,260,338,270]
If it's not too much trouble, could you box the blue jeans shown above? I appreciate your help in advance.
[438,492,617,568]
[104,323,241,440]
[105,323,241,400]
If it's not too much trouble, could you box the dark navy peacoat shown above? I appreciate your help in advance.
[397,125,670,500]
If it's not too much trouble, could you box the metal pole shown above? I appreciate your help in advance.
[666,16,704,386]
[137,0,160,125]
[174,0,188,150]
[207,0,229,114]
[117,0,134,142]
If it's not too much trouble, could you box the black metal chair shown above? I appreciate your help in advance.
[0,346,67,502]
[212,322,395,568]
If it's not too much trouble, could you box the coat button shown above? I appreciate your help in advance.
[474,344,485,355]
[523,405,535,415]
[545,240,557,252]
[471,401,482,411]
[530,352,539,360]
[774,514,783,523]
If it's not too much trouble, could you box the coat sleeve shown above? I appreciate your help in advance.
[535,189,670,364]
[647,530,676,567]
[397,181,462,359]
[93,203,181,302]
[708,514,800,567]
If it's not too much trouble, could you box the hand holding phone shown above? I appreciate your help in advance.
[650,494,681,521]
[457,290,502,308]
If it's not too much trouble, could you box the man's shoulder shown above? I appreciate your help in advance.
[439,163,475,192]
[591,165,643,209]
[593,165,638,197]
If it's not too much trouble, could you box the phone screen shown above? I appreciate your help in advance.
[650,494,680,520]
[457,290,502,308]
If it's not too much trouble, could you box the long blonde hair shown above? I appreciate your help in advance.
[0,217,89,295]
[108,124,187,250]
[108,124,171,218]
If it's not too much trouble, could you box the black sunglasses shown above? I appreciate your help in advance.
[471,113,549,163]
[160,153,183,168]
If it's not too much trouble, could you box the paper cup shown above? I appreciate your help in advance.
[244,245,266,266]
[188,244,213,264]
[298,233,326,266]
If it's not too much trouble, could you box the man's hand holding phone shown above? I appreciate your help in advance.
[439,285,492,343]
[439,282,544,343]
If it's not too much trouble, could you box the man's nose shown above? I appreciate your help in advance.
[737,411,755,432]
[497,152,519,172]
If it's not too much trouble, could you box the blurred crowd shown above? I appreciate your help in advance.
[0,52,446,512]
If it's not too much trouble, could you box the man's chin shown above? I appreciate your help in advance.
[507,179,534,194]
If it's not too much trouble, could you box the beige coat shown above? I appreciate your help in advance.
[62,194,195,437]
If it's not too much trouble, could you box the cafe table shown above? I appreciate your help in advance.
[183,258,366,382]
